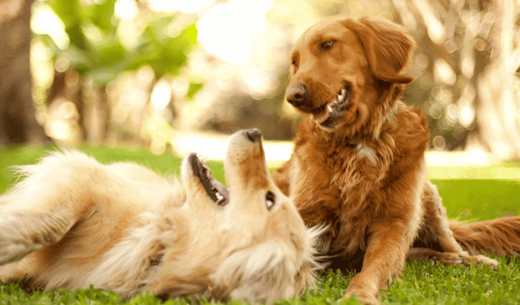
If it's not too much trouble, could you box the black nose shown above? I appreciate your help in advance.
[246,129,262,142]
[285,83,309,107]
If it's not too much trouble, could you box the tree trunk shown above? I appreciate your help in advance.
[0,0,47,145]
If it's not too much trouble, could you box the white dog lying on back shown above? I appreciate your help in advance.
[0,129,321,303]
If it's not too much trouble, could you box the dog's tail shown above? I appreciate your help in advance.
[450,216,520,256]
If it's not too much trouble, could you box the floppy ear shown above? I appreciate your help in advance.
[344,16,415,84]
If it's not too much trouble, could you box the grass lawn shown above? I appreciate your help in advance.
[1,145,520,304]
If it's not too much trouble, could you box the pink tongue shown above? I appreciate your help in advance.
[312,106,330,124]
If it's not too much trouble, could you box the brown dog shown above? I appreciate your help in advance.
[273,15,520,304]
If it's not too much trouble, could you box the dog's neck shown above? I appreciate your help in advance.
[311,123,362,147]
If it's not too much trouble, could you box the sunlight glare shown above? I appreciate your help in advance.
[434,59,456,86]
[171,131,292,162]
[197,0,273,64]
[114,0,138,20]
[148,0,214,14]
[151,79,172,110]
[31,41,54,89]
[31,3,69,49]
[459,105,475,127]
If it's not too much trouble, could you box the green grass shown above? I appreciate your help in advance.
[1,145,520,304]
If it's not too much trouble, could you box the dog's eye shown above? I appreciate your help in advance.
[265,191,275,211]
[320,40,335,51]
[291,59,298,70]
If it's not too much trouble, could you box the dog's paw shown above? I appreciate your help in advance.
[435,252,498,270]
[432,252,465,267]
[0,241,24,266]
[472,255,498,270]
[0,215,42,266]
[341,290,380,305]
[457,254,498,270]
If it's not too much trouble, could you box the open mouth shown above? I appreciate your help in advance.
[188,153,229,206]
[312,85,351,125]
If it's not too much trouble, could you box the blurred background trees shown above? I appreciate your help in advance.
[29,0,199,152]
[0,0,47,145]
[395,0,520,159]
[1,0,519,160]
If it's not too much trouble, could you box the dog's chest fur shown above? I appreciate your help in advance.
[289,126,385,253]
[288,104,429,255]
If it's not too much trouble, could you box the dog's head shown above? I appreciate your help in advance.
[286,15,415,132]
[172,129,321,303]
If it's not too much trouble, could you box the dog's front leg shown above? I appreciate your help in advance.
[342,220,414,305]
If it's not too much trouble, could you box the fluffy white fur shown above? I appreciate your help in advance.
[0,130,322,303]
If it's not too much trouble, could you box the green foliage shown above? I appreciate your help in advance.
[1,146,520,304]
[38,0,198,86]
[186,82,204,100]
[129,20,197,78]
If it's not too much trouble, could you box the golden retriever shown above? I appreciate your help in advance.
[273,15,520,304]
[0,129,321,303]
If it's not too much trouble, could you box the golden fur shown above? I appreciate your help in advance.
[0,129,321,304]
[273,15,520,304]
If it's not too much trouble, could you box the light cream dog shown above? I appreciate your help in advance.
[0,129,321,303]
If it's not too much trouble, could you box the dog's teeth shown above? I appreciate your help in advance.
[215,192,224,201]
[327,105,333,113]
[216,193,226,205]
[337,89,346,102]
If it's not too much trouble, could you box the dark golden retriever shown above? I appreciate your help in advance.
[273,15,520,304]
